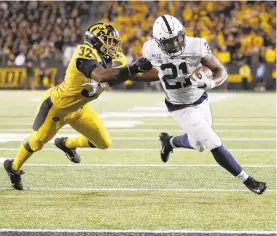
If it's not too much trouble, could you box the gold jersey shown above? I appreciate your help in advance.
[50,44,126,112]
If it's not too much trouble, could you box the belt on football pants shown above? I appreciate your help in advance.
[165,91,208,112]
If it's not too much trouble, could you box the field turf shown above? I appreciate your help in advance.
[0,91,275,233]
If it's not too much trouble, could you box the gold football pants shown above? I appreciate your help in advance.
[30,89,111,151]
[12,89,111,171]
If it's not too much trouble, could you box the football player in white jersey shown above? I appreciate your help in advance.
[135,15,267,195]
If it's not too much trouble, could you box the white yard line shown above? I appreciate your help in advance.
[140,123,277,127]
[0,121,144,129]
[0,133,276,143]
[100,112,170,118]
[111,129,277,133]
[0,117,275,120]
[0,148,275,152]
[0,160,274,168]
[0,187,275,193]
[110,137,277,141]
[1,122,276,127]
[213,117,276,120]
[0,129,275,133]
[106,137,277,141]
[0,229,276,235]
[221,138,276,141]
[128,106,167,111]
[214,123,276,127]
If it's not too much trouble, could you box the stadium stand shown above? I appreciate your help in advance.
[0,1,275,90]
[102,1,276,65]
[0,1,91,66]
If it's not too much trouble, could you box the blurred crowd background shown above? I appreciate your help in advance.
[0,1,276,91]
[0,1,89,66]
[104,1,276,65]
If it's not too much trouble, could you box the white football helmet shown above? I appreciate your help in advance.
[152,15,185,57]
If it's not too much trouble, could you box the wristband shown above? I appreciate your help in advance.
[118,65,138,77]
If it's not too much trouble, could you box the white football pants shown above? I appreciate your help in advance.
[171,99,222,151]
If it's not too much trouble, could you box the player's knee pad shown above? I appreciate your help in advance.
[187,135,206,152]
[26,138,44,152]
[188,135,201,152]
[188,130,221,152]
[27,134,51,152]
[201,131,222,151]
[29,140,44,152]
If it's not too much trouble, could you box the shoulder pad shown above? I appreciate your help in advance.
[142,40,153,59]
[143,39,161,60]
[200,38,212,57]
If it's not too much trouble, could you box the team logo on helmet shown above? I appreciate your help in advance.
[84,23,122,59]
[89,24,108,35]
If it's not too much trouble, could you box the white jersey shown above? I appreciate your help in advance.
[143,36,212,105]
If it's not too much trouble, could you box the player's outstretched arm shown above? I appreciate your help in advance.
[90,57,152,83]
[201,54,228,87]
[132,68,160,82]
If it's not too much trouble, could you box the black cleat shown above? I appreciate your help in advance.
[244,176,267,195]
[4,159,24,190]
[159,132,173,163]
[54,137,81,163]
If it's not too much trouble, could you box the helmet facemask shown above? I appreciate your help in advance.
[98,34,122,59]
[84,23,123,60]
[156,31,185,57]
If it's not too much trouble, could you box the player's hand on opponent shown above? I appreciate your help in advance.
[131,57,153,73]
[190,70,215,90]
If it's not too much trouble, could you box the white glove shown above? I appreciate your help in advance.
[82,79,112,97]
[82,80,99,95]
[190,71,216,90]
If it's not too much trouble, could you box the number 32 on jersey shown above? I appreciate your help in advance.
[161,62,192,90]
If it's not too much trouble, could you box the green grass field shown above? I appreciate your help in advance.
[0,91,276,232]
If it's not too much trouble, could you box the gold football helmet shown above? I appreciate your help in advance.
[84,23,122,59]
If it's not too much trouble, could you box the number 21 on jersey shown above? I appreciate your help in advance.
[161,62,192,90]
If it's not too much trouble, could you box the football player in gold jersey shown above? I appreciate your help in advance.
[4,23,152,190]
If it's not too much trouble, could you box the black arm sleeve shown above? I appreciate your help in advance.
[106,77,130,87]
[107,66,138,87]
[76,58,103,78]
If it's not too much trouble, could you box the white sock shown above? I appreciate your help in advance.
[169,137,176,148]
[236,170,249,183]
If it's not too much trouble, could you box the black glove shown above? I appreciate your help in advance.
[130,57,152,73]
[118,57,153,79]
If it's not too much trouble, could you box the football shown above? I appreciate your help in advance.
[191,66,213,80]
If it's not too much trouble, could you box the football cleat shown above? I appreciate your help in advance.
[4,159,24,190]
[244,176,267,195]
[159,132,173,163]
[54,137,81,163]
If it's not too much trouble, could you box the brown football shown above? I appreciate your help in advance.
[191,66,213,80]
